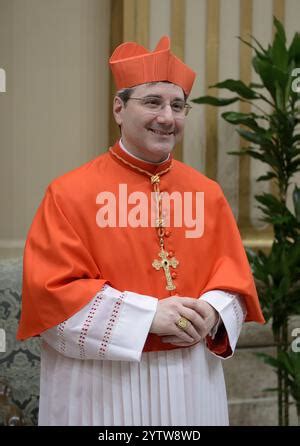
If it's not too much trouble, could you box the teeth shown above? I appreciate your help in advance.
[149,129,173,135]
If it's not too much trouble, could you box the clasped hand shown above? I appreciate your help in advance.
[149,296,219,347]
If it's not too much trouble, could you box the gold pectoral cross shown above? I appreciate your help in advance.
[152,249,179,291]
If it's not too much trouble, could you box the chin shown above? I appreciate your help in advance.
[143,147,170,163]
[152,145,173,155]
[157,149,173,162]
[151,140,175,152]
[160,145,175,155]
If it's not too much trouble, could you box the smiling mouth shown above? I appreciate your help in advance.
[148,128,174,136]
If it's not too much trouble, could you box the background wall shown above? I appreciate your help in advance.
[0,0,111,257]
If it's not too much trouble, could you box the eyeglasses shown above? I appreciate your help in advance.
[127,96,192,117]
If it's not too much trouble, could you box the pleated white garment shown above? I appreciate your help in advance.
[39,340,229,426]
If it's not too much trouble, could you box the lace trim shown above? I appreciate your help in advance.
[232,295,247,329]
[209,292,244,339]
[98,291,125,359]
[78,285,108,359]
[57,321,67,354]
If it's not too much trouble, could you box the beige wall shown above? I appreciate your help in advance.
[1,0,300,258]
[0,0,111,257]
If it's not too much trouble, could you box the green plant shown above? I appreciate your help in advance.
[192,17,300,425]
[257,349,300,425]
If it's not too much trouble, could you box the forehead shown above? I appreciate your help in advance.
[133,82,184,99]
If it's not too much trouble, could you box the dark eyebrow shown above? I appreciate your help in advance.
[143,94,185,101]
[143,94,162,99]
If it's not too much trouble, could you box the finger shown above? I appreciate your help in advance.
[177,318,201,341]
[173,325,196,343]
[161,336,200,347]
[174,320,203,343]
[162,336,193,344]
[157,318,195,341]
[179,307,206,337]
[178,297,200,308]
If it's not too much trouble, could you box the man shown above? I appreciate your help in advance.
[17,36,264,426]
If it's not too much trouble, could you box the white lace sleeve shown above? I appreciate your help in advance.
[201,290,247,357]
[40,284,158,362]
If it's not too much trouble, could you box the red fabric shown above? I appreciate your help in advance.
[206,325,232,358]
[17,141,265,353]
[109,36,196,95]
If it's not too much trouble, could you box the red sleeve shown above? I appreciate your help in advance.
[17,185,109,340]
[201,186,265,324]
[206,324,232,358]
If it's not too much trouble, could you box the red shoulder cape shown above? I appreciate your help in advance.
[17,141,264,353]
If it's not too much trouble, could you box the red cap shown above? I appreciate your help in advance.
[109,36,196,95]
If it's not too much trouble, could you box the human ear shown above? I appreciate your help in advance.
[113,97,124,126]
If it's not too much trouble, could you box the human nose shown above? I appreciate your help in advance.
[156,103,175,124]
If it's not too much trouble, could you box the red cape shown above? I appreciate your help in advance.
[17,141,265,352]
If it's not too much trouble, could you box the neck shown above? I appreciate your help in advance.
[119,139,170,164]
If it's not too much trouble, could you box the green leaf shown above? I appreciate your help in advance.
[256,172,277,182]
[228,148,271,163]
[255,193,283,212]
[249,82,264,89]
[273,17,286,47]
[237,36,269,60]
[256,352,279,369]
[221,111,266,131]
[237,36,257,50]
[288,32,300,64]
[211,79,259,99]
[278,275,291,297]
[242,150,268,162]
[287,160,300,175]
[252,56,288,100]
[252,56,276,99]
[293,184,300,221]
[227,150,246,156]
[191,96,240,106]
[249,34,270,56]
[272,17,288,72]
[236,128,273,146]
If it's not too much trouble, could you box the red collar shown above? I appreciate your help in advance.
[109,141,173,176]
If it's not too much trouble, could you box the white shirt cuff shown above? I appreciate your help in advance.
[107,289,158,361]
[201,290,247,357]
[41,285,158,362]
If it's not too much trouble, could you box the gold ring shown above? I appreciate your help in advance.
[176,317,189,330]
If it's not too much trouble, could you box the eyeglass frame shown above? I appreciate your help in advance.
[124,95,192,117]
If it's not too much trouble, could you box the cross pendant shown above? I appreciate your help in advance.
[152,249,179,291]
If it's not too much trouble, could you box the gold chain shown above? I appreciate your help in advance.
[109,147,172,248]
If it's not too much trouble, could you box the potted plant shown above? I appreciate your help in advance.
[192,17,300,425]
